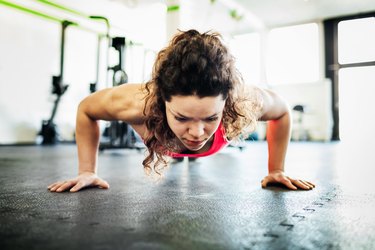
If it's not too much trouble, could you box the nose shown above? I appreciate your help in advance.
[188,121,205,138]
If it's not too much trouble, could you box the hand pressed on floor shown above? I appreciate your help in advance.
[261,170,315,190]
[48,172,109,193]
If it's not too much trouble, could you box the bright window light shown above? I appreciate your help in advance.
[229,33,261,85]
[339,66,375,142]
[338,17,375,64]
[267,23,319,85]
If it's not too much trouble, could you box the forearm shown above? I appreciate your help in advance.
[266,110,291,173]
[258,88,314,190]
[75,105,101,175]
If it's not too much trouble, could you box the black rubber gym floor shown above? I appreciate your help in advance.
[0,141,374,250]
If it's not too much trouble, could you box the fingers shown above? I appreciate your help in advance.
[48,180,87,193]
[48,181,64,191]
[47,182,59,190]
[280,178,298,190]
[48,180,76,192]
[290,179,312,190]
[261,175,315,191]
[261,178,268,188]
[261,176,297,190]
[70,178,109,192]
[94,178,110,189]
[262,174,297,190]
[48,177,110,193]
[298,180,315,189]
[70,181,86,192]
[56,181,76,192]
[304,181,316,188]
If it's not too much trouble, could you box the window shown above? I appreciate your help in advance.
[338,17,375,64]
[337,16,375,141]
[339,66,375,142]
[266,23,319,85]
[230,33,261,85]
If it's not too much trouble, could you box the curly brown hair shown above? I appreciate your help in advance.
[142,29,262,174]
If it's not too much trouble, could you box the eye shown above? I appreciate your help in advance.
[175,116,188,122]
[205,116,218,122]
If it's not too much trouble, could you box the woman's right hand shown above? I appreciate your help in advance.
[48,172,110,193]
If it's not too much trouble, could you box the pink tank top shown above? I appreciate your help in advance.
[167,123,230,158]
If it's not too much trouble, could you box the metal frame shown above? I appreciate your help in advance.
[323,11,375,140]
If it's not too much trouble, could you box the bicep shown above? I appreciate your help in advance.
[258,88,289,121]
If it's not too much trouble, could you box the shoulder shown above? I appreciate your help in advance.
[110,83,149,123]
[110,83,146,108]
[238,85,287,117]
[81,83,149,124]
[110,83,146,100]
[255,87,289,121]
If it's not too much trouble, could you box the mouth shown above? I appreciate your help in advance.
[184,139,206,147]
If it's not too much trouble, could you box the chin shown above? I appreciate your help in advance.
[183,141,206,152]
[185,146,203,152]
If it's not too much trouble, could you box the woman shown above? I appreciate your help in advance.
[48,29,315,193]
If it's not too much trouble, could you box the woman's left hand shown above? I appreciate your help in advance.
[261,170,315,190]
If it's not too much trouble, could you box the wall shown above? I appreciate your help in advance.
[0,9,100,143]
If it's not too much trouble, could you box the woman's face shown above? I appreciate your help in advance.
[165,95,226,152]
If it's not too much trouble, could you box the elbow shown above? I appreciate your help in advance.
[77,98,88,116]
[77,97,95,121]
[280,101,291,120]
[259,95,290,122]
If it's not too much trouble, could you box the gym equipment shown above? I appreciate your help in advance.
[38,20,72,144]
[292,104,310,141]
[89,16,110,93]
[108,37,128,86]
[99,36,144,151]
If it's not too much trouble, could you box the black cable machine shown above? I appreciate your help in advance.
[38,20,73,144]
[98,36,144,151]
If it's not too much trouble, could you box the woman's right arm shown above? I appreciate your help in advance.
[48,84,147,192]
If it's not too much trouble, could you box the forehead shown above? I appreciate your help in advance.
[166,95,225,117]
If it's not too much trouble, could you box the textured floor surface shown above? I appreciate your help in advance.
[0,141,374,250]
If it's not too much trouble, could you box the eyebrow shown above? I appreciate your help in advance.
[168,108,219,119]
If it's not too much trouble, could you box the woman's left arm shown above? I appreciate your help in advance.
[258,88,315,190]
